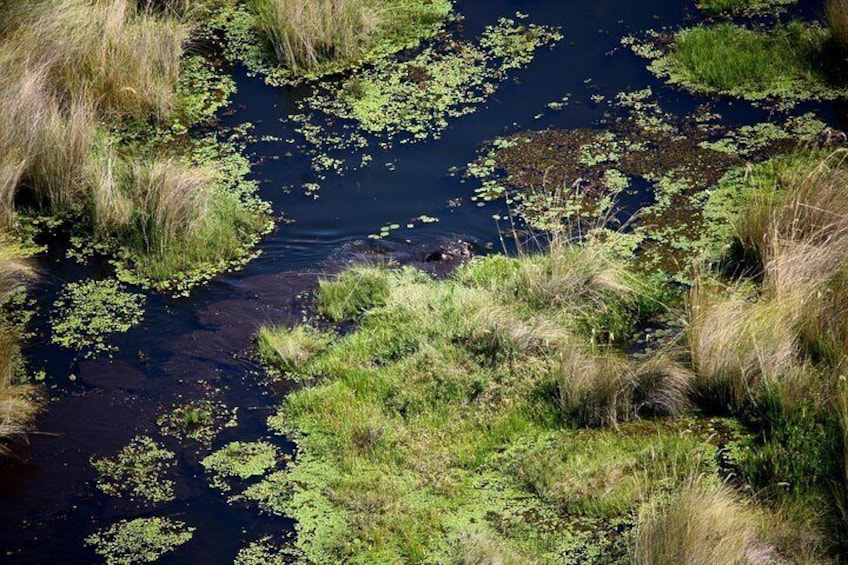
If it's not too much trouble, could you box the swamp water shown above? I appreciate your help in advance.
[0,0,840,562]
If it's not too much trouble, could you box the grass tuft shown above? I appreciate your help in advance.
[633,476,769,564]
[250,0,378,74]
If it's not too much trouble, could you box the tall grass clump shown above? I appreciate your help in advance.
[90,154,265,283]
[827,0,848,52]
[250,0,378,73]
[0,64,98,216]
[2,0,190,120]
[554,348,691,427]
[633,476,769,565]
[689,152,848,407]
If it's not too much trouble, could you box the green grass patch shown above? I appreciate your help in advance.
[254,245,723,563]
[646,22,847,103]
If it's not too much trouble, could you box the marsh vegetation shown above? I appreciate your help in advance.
[4,0,848,563]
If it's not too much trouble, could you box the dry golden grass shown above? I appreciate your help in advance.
[555,348,691,427]
[251,0,379,73]
[93,156,215,255]
[1,0,189,120]
[689,152,848,408]
[633,477,770,565]
[0,63,98,215]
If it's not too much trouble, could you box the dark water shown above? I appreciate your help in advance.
[0,0,833,562]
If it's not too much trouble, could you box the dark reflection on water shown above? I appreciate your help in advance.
[0,0,831,562]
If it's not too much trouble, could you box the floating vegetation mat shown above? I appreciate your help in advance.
[50,279,146,358]
[157,397,238,446]
[286,14,561,185]
[85,517,194,565]
[466,87,831,279]
[91,435,176,505]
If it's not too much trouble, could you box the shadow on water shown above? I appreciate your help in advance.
[0,0,836,562]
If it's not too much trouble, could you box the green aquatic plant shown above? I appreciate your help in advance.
[0,237,37,456]
[85,517,194,565]
[696,0,796,16]
[201,440,280,492]
[91,435,176,504]
[235,536,295,565]
[50,279,145,357]
[157,398,238,445]
[637,22,848,104]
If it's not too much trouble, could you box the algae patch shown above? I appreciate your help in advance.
[50,279,145,358]
[201,440,281,492]
[290,14,561,178]
[85,517,194,565]
[91,435,176,505]
[157,398,238,445]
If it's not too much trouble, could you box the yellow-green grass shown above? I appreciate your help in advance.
[634,476,770,565]
[827,0,848,51]
[688,152,848,553]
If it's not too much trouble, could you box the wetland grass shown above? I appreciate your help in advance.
[633,477,768,565]
[827,0,848,52]
[0,242,36,456]
[250,0,377,74]
[0,0,190,120]
[255,242,732,562]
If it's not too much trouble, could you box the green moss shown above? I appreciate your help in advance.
[157,398,238,445]
[639,22,848,104]
[50,279,145,358]
[91,436,176,504]
[85,517,194,565]
[201,440,280,492]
